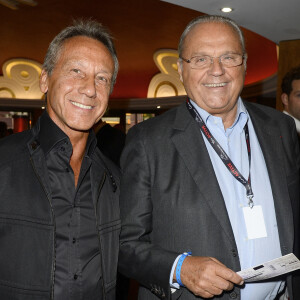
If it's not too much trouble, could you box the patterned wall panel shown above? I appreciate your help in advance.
[147,49,186,98]
[0,58,43,99]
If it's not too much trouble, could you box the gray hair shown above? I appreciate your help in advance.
[43,19,119,93]
[178,15,247,61]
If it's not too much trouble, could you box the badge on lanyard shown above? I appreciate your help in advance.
[186,99,268,239]
[243,205,267,239]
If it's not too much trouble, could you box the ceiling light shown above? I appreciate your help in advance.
[221,7,233,13]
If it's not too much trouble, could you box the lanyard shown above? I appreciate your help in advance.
[186,99,254,208]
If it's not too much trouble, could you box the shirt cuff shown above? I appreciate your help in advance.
[169,254,181,291]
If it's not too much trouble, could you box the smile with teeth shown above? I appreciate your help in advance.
[203,83,227,87]
[70,100,93,110]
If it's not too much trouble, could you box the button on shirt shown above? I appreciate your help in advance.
[191,98,284,299]
[39,112,103,300]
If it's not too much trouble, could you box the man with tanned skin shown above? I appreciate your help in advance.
[0,20,121,300]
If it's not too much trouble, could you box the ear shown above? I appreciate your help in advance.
[281,93,289,107]
[177,60,183,82]
[243,53,248,71]
[39,69,49,94]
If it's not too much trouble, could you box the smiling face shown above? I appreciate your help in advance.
[40,35,114,136]
[178,22,246,127]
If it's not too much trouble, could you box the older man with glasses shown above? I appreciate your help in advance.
[118,15,300,300]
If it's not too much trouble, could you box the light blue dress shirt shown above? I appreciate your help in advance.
[171,98,285,299]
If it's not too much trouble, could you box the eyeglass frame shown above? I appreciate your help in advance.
[179,53,247,69]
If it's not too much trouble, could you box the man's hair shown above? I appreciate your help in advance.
[43,19,119,93]
[281,66,300,95]
[178,15,246,58]
[0,121,7,138]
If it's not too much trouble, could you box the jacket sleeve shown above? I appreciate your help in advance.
[118,124,180,300]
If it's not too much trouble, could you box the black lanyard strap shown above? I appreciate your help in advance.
[186,99,254,208]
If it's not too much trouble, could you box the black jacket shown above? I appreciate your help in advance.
[0,116,121,300]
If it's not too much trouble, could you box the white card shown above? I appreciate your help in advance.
[242,205,267,239]
[237,253,300,282]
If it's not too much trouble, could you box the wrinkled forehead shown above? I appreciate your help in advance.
[183,22,243,53]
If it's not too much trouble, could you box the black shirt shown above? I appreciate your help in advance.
[39,112,103,300]
[96,123,126,167]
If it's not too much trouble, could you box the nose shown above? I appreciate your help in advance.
[78,76,96,98]
[208,57,225,76]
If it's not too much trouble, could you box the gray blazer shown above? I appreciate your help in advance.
[119,101,300,300]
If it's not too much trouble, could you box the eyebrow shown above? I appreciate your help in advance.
[96,69,112,75]
[190,51,241,57]
[65,59,113,75]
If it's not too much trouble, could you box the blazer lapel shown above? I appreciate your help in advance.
[90,151,108,210]
[171,103,236,244]
[28,141,52,200]
[245,103,294,254]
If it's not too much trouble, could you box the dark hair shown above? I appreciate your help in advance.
[43,19,118,93]
[178,15,247,61]
[0,121,7,138]
[281,66,300,95]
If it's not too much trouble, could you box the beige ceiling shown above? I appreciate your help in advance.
[163,0,300,44]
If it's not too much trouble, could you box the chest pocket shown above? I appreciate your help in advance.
[0,217,53,297]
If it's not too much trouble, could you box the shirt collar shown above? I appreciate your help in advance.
[86,130,97,158]
[189,97,249,133]
[283,110,300,134]
[38,111,97,157]
[232,99,249,132]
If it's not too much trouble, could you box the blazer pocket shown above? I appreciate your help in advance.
[0,217,53,292]
[98,219,121,292]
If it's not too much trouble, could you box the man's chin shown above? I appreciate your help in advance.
[69,126,91,133]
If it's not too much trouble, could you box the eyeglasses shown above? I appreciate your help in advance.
[180,53,246,69]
